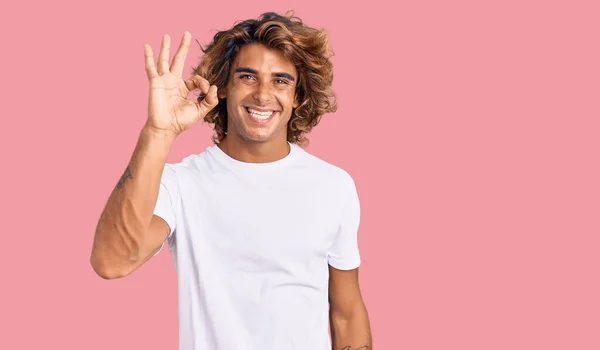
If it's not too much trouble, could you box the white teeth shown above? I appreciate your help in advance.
[247,107,274,118]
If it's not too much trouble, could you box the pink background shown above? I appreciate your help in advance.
[2,0,599,349]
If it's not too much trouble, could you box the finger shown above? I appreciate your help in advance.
[203,85,219,106]
[144,44,158,79]
[157,34,171,75]
[196,85,219,119]
[170,31,191,77]
[184,74,211,95]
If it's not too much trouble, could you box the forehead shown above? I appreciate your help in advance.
[232,43,297,76]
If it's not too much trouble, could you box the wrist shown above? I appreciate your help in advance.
[141,124,177,143]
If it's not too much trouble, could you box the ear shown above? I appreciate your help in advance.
[293,94,300,109]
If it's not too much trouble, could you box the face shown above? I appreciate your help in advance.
[219,43,299,144]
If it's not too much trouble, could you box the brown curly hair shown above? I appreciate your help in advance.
[192,11,337,147]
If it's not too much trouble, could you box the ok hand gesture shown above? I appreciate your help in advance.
[144,32,219,137]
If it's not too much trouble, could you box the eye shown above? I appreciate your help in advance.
[275,79,289,84]
[240,74,255,80]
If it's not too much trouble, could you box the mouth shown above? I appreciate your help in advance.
[244,106,279,124]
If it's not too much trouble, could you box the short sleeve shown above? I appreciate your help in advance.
[152,164,179,256]
[327,174,362,270]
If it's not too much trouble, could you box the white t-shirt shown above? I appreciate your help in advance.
[152,142,361,350]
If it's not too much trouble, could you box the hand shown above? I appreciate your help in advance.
[143,32,219,137]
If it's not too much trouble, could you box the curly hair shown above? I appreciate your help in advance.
[192,11,337,147]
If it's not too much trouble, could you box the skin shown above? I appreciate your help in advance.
[216,43,299,163]
[329,266,373,350]
[90,31,371,349]
[90,32,218,279]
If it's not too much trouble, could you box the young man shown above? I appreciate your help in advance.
[91,12,372,350]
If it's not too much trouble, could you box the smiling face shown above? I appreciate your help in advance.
[218,43,299,145]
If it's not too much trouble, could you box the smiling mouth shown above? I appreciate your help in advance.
[245,107,278,123]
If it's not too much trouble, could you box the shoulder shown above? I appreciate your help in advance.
[294,146,357,192]
[164,149,212,174]
[158,149,213,189]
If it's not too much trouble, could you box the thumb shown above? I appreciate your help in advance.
[196,85,219,118]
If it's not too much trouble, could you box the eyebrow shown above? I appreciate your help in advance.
[234,67,296,82]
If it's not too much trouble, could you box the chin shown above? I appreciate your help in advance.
[239,128,279,143]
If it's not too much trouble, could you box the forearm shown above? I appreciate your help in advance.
[330,304,372,350]
[91,125,174,276]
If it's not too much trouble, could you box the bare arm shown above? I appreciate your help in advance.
[90,127,174,279]
[90,31,218,279]
[329,266,372,350]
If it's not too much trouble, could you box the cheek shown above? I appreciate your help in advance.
[276,90,297,108]
[226,89,249,109]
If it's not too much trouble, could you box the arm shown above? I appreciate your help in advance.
[329,265,372,350]
[90,126,174,279]
[90,32,219,279]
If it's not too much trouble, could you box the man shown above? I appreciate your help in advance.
[91,12,372,350]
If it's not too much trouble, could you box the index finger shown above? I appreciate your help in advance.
[170,31,192,77]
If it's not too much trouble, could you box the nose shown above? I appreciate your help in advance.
[252,81,273,105]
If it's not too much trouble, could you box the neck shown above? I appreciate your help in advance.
[217,135,291,164]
